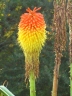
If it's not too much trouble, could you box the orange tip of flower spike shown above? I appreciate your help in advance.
[17,7,46,53]
[26,7,41,13]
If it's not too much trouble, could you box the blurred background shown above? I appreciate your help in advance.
[0,0,69,96]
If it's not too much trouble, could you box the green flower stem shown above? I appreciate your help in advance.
[70,63,72,96]
[29,70,36,96]
[69,22,72,96]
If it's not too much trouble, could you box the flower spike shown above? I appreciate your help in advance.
[17,7,46,79]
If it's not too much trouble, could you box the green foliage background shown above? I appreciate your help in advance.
[0,0,69,96]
